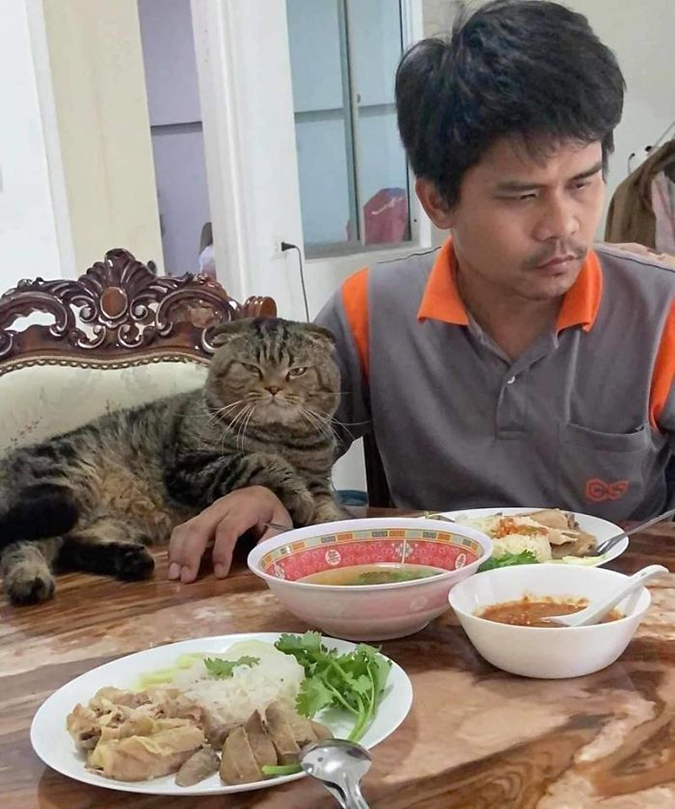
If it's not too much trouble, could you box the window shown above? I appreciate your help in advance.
[287,0,412,258]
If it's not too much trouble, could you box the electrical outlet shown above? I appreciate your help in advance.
[272,237,286,259]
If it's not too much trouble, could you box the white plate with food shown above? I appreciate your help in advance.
[439,507,627,568]
[31,632,412,796]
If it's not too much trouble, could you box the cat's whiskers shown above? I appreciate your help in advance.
[237,404,257,450]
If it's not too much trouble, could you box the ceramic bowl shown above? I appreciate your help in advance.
[449,564,652,678]
[247,518,492,641]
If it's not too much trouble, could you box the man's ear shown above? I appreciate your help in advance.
[416,178,455,229]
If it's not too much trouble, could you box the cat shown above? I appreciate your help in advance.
[0,318,345,605]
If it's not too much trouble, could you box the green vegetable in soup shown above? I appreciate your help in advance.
[479,550,538,572]
[300,563,443,586]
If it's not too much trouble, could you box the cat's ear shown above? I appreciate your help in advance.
[209,319,251,348]
[298,323,336,347]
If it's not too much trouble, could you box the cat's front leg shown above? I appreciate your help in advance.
[1,538,61,605]
[310,491,348,524]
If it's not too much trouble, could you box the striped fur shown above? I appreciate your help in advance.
[0,318,344,605]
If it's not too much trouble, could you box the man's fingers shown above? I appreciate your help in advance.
[212,510,260,578]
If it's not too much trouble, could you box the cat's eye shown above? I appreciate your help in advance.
[240,362,260,375]
[287,366,308,378]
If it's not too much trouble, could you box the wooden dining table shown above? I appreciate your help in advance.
[4,513,675,808]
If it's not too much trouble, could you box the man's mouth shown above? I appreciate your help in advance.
[536,254,576,269]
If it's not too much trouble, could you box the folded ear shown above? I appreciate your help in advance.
[208,319,252,347]
[299,323,336,347]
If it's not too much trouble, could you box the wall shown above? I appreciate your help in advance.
[0,0,64,289]
[564,0,675,235]
[138,0,211,276]
[42,0,164,272]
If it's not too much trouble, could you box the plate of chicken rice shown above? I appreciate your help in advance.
[441,507,628,567]
[31,632,412,795]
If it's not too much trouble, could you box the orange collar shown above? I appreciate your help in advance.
[417,238,602,334]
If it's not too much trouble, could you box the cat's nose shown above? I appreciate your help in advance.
[265,385,281,396]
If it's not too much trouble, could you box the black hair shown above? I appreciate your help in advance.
[395,0,625,207]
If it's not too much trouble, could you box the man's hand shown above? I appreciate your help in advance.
[168,486,292,583]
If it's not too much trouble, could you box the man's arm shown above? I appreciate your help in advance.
[315,268,373,456]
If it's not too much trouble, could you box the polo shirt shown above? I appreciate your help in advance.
[315,240,675,521]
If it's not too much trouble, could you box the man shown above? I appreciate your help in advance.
[168,0,674,584]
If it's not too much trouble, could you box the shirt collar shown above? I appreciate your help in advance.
[416,238,602,334]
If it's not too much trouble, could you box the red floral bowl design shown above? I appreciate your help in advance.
[248,518,492,641]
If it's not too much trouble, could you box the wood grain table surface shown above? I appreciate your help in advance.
[3,514,675,808]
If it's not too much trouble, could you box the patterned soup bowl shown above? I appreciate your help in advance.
[248,518,492,641]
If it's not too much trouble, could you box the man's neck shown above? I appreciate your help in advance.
[456,266,561,361]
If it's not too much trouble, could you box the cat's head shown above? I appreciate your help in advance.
[205,318,340,428]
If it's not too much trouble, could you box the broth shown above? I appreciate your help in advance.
[478,596,623,627]
[300,563,445,586]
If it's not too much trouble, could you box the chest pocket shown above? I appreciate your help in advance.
[556,422,652,521]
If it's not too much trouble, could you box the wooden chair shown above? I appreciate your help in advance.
[0,248,276,453]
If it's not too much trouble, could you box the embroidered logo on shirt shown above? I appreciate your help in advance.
[584,478,629,502]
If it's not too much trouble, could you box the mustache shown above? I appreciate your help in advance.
[526,242,588,269]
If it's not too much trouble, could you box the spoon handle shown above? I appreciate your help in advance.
[595,508,675,555]
[573,564,669,626]
[341,779,370,809]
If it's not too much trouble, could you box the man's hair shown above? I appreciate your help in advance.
[395,0,625,207]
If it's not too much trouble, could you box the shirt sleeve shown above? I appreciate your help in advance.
[314,269,372,457]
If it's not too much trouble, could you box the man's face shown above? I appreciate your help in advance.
[424,137,606,301]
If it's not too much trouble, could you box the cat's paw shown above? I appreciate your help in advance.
[312,500,347,524]
[284,488,316,526]
[7,571,55,605]
[113,544,155,581]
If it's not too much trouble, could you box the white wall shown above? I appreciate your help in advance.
[138,0,211,276]
[0,0,63,290]
[564,0,675,235]
[42,0,164,272]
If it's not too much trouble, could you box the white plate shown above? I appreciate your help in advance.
[30,632,412,796]
[439,507,628,566]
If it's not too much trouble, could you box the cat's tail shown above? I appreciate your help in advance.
[0,483,79,550]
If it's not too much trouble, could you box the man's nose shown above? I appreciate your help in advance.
[534,196,579,242]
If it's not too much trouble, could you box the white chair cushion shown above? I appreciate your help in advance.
[0,359,208,453]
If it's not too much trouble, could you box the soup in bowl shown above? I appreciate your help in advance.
[247,518,492,641]
[449,564,653,678]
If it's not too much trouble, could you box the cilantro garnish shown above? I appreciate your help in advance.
[274,632,391,743]
[203,655,259,679]
[478,550,538,572]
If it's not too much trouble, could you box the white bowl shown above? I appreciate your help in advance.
[449,564,651,679]
[248,518,492,641]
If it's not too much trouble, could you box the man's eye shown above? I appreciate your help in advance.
[287,367,308,377]
[572,181,590,191]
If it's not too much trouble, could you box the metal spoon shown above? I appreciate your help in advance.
[299,739,372,809]
[544,564,669,627]
[593,508,675,556]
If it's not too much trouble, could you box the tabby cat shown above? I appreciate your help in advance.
[0,318,344,605]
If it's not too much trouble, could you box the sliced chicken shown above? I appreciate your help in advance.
[67,704,101,751]
[528,508,576,530]
[175,745,220,787]
[310,720,333,742]
[88,722,205,781]
[220,727,263,785]
[263,702,300,764]
[244,711,277,769]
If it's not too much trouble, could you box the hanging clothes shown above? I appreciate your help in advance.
[605,139,675,252]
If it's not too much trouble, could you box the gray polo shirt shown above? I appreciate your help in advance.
[315,240,675,521]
